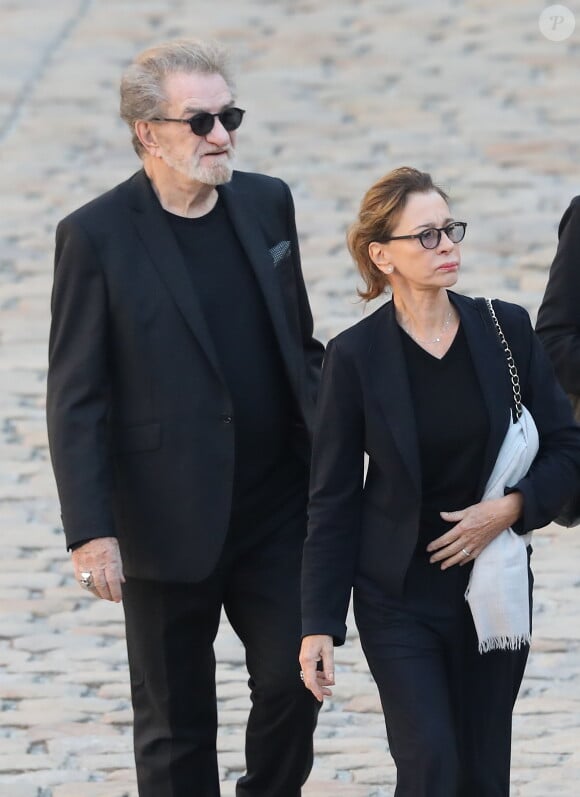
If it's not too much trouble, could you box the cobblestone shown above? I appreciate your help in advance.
[1,1,580,795]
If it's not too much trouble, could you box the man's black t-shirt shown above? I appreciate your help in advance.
[165,199,303,523]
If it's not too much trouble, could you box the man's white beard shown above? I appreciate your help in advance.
[162,148,234,185]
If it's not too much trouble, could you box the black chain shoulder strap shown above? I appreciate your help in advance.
[483,297,523,421]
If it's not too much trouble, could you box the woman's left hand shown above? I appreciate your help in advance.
[427,492,524,569]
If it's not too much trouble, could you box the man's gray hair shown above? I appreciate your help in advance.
[120,38,236,157]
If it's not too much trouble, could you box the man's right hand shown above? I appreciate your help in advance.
[71,537,125,602]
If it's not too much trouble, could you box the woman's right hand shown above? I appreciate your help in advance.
[299,634,335,702]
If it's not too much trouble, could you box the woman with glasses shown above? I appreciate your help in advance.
[299,167,580,795]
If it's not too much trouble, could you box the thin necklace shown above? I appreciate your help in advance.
[400,308,454,345]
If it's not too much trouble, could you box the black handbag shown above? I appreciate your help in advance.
[554,393,580,527]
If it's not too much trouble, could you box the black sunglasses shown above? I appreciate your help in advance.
[386,222,467,250]
[151,107,245,137]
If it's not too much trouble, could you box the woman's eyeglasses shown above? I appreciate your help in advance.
[385,222,467,250]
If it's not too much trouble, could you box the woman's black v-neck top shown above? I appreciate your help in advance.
[399,323,489,553]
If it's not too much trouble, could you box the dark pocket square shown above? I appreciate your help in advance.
[269,240,291,267]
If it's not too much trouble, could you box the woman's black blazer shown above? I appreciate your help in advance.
[302,291,580,644]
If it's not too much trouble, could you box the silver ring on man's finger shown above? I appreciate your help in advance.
[461,548,471,558]
[79,571,94,589]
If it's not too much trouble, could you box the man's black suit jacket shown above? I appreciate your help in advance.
[47,169,324,582]
[536,195,580,393]
[302,292,580,644]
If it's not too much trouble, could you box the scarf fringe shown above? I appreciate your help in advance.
[478,633,531,654]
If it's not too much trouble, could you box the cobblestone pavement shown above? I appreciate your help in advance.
[1,1,580,794]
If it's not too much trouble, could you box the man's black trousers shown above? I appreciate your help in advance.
[122,485,319,797]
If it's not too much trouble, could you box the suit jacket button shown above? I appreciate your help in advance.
[221,414,233,424]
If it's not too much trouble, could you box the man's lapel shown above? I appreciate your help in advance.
[125,170,225,382]
[219,180,301,387]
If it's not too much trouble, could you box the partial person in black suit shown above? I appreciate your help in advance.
[47,38,323,797]
[536,196,580,394]
[298,168,580,796]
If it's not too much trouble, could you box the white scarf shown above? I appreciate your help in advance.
[465,405,539,653]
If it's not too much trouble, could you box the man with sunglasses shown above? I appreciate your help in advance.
[47,38,323,797]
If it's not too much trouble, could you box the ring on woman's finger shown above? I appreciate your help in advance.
[461,548,471,558]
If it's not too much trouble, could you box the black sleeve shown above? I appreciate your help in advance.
[68,539,94,551]
[281,180,324,404]
[498,302,580,531]
[46,217,117,549]
[536,196,580,393]
[301,338,365,645]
